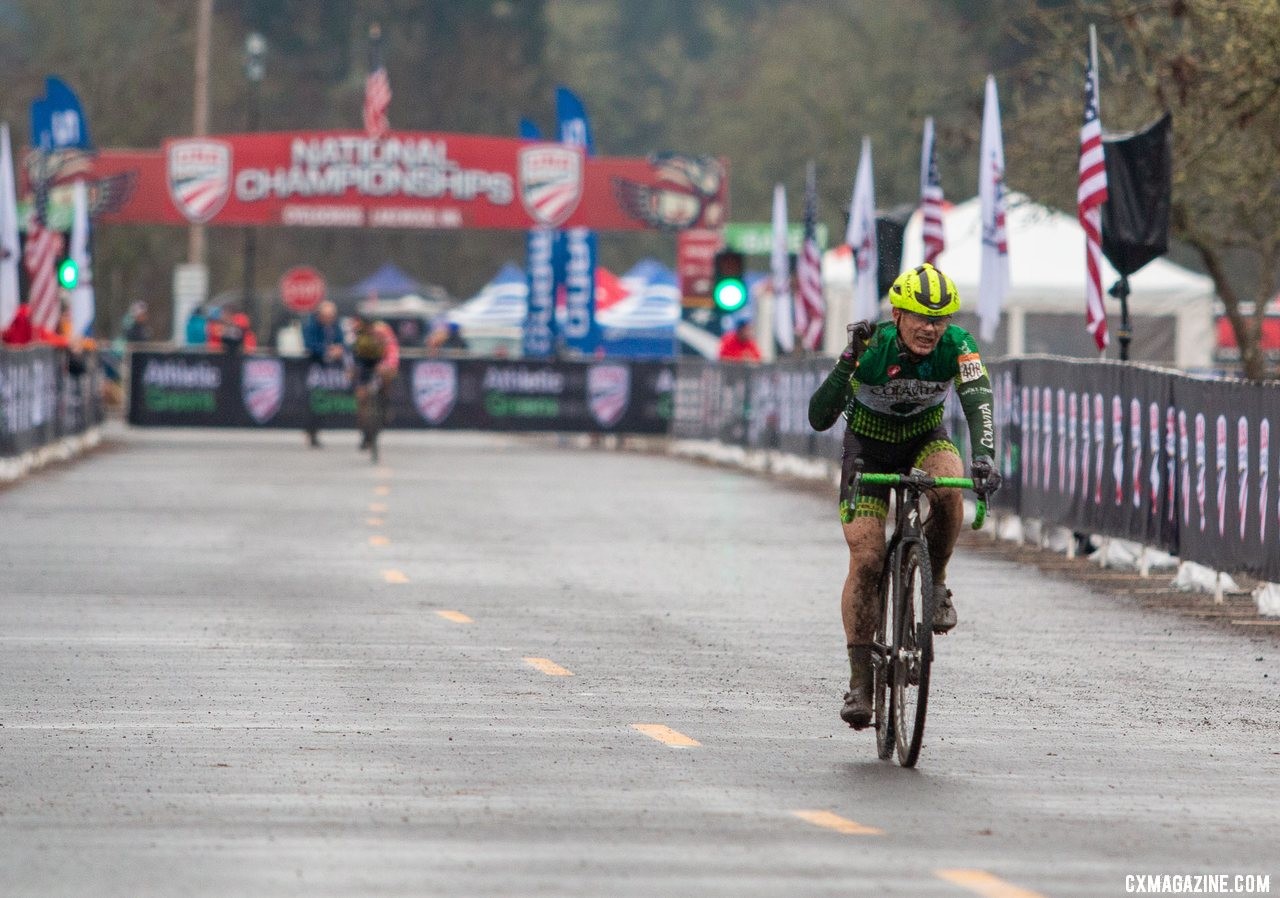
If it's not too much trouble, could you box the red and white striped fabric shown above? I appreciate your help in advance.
[920,117,945,266]
[363,66,391,139]
[23,219,64,332]
[794,161,824,350]
[1079,36,1109,352]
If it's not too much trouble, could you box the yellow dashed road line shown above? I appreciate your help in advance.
[369,535,390,546]
[369,502,388,513]
[382,570,409,584]
[523,657,574,677]
[791,809,883,836]
[935,868,1049,898]
[631,724,700,747]
[374,485,390,496]
[436,610,473,624]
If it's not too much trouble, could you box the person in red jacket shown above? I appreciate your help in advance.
[2,304,34,346]
[718,317,762,362]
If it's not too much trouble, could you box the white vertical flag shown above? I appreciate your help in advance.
[771,182,794,353]
[844,137,878,323]
[977,75,1010,343]
[0,123,19,329]
[69,179,94,337]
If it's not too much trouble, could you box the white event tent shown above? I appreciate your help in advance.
[823,193,1217,369]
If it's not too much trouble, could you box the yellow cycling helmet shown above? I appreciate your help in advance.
[888,263,961,316]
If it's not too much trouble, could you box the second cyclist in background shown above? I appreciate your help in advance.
[349,314,399,453]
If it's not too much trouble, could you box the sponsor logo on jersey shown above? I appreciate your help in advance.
[242,358,283,423]
[587,363,630,427]
[518,145,583,228]
[412,361,457,424]
[167,139,232,223]
[855,378,949,418]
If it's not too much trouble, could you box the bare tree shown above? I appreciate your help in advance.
[1007,0,1280,379]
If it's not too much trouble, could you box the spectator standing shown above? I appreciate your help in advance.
[718,318,762,362]
[122,301,150,343]
[301,300,345,448]
[426,319,468,355]
[185,306,207,346]
[214,307,256,354]
[2,304,33,346]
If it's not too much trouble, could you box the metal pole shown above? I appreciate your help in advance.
[1111,274,1132,361]
[188,0,212,267]
[243,32,267,343]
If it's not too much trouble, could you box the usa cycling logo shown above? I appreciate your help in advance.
[587,364,630,428]
[518,144,583,228]
[413,361,457,425]
[242,358,283,424]
[167,139,232,223]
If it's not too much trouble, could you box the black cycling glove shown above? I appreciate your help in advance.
[971,456,1002,494]
[840,320,876,364]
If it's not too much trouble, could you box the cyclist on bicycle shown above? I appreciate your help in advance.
[349,314,399,447]
[808,263,1001,729]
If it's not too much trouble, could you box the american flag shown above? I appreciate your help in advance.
[794,161,825,350]
[1079,28,1109,352]
[363,24,391,139]
[920,117,945,266]
[24,206,64,333]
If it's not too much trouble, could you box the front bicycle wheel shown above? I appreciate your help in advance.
[873,556,894,760]
[890,540,935,767]
[368,390,384,464]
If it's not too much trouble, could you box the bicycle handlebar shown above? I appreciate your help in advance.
[856,472,989,530]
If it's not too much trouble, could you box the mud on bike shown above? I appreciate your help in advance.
[851,466,989,768]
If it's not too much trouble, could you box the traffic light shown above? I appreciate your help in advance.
[712,249,747,312]
[57,256,78,290]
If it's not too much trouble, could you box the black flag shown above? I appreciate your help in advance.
[1101,113,1171,277]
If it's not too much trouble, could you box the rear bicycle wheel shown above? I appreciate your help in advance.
[890,540,935,767]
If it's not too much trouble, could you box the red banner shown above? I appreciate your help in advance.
[76,131,728,232]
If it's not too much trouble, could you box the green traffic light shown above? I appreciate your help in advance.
[713,277,748,312]
[57,258,78,290]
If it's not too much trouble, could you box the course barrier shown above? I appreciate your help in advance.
[673,357,1280,584]
[0,345,104,463]
[127,350,674,435]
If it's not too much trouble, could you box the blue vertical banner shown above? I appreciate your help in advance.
[555,86,600,356]
[519,117,560,358]
[29,77,93,152]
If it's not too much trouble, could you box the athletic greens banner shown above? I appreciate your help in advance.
[127,350,674,435]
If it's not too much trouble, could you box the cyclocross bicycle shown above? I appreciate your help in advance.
[354,375,389,464]
[852,467,989,768]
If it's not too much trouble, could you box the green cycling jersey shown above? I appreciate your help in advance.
[808,321,995,459]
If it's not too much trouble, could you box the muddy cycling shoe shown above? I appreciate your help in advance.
[841,688,873,729]
[932,587,957,634]
[840,644,875,729]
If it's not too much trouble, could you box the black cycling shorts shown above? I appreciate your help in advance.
[839,425,959,522]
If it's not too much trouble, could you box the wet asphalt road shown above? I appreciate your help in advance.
[1,427,1277,897]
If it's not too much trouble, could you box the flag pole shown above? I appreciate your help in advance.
[1091,24,1130,361]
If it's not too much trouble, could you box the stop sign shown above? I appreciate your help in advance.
[279,266,326,314]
